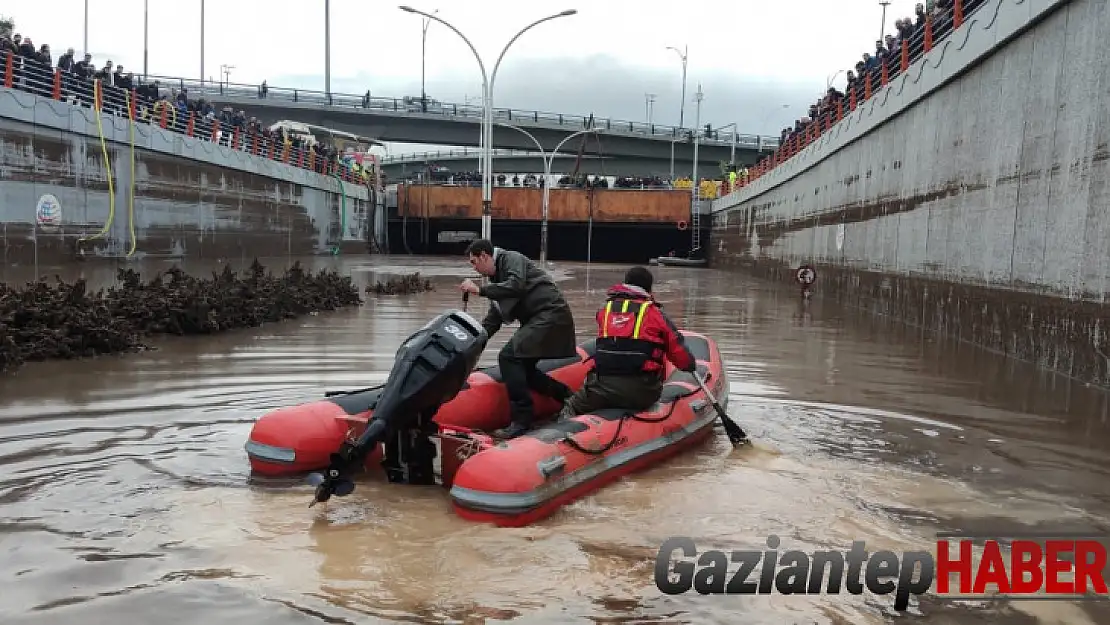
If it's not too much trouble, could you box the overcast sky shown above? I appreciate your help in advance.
[7,0,925,155]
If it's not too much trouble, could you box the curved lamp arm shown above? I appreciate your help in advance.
[553,127,600,156]
[496,122,545,157]
[399,6,489,90]
[489,10,577,104]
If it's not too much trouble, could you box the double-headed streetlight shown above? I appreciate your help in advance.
[399,6,578,242]
[497,122,601,263]
[715,121,740,167]
[666,44,688,180]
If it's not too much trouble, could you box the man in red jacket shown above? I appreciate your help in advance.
[559,266,697,419]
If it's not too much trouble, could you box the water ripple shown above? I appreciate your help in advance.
[0,257,1108,624]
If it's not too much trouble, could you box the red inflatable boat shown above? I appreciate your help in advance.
[244,345,593,476]
[442,330,728,526]
[245,305,742,526]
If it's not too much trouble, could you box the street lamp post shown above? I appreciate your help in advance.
[716,121,740,167]
[143,0,149,80]
[667,45,688,128]
[499,123,603,263]
[219,64,234,90]
[669,137,681,180]
[420,9,438,113]
[200,0,205,89]
[666,44,687,181]
[399,6,577,243]
[689,84,704,252]
[325,0,331,97]
[496,123,600,263]
[880,0,891,41]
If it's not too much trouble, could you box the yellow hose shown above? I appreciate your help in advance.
[126,89,137,257]
[78,79,115,244]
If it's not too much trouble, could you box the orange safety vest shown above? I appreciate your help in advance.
[596,298,666,375]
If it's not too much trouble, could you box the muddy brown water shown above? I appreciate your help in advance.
[2,254,1110,624]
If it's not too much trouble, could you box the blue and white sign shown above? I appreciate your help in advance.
[35,194,62,227]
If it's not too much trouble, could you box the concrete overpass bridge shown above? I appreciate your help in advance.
[377,147,762,179]
[155,76,780,162]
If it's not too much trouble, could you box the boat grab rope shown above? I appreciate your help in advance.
[559,395,682,456]
[78,79,115,245]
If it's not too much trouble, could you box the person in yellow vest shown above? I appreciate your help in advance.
[558,266,696,420]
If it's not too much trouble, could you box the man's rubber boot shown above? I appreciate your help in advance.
[552,382,572,403]
[492,421,531,440]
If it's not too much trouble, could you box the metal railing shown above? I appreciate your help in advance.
[399,175,682,191]
[140,73,780,150]
[717,0,989,197]
[2,52,374,187]
[379,148,591,164]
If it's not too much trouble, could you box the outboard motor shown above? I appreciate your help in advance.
[308,308,487,506]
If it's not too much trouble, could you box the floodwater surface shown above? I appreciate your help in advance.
[1,254,1109,624]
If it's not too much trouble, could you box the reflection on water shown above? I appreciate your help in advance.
[2,254,1110,624]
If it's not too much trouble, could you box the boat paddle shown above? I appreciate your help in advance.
[693,372,748,447]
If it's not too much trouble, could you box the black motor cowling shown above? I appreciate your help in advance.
[308,308,488,505]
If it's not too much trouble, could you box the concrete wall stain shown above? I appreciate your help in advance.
[1,86,372,266]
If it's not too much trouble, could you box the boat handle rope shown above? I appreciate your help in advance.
[559,397,681,456]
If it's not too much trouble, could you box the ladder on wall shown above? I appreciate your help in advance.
[690,185,701,254]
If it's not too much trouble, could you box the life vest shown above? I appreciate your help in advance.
[594,297,666,375]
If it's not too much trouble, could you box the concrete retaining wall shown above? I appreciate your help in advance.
[709,0,1110,385]
[0,86,371,265]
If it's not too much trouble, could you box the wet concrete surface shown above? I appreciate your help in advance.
[1,254,1109,624]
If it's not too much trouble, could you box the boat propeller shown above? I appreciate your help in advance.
[307,457,356,507]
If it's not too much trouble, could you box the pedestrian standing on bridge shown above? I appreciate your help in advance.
[459,239,576,439]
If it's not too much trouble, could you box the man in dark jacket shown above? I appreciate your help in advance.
[559,266,696,419]
[459,239,576,439]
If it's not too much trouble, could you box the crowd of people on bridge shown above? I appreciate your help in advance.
[409,165,721,193]
[4,0,988,202]
[735,0,987,196]
[1,22,377,188]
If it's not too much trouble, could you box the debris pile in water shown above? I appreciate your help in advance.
[0,259,363,374]
[366,272,436,295]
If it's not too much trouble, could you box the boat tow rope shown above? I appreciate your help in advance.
[560,395,681,456]
[560,370,749,455]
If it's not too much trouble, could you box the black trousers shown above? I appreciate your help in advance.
[498,342,571,425]
[562,370,663,417]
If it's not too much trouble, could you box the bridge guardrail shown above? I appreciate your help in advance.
[396,180,688,192]
[379,148,590,164]
[2,53,373,187]
[143,74,780,150]
[717,0,987,201]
